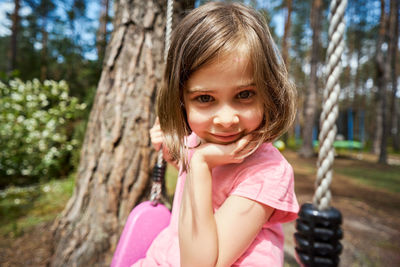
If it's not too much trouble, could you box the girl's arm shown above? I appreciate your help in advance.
[179,136,275,267]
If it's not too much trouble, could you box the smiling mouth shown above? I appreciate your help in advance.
[210,132,242,143]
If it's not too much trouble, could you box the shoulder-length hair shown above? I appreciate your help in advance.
[157,2,296,167]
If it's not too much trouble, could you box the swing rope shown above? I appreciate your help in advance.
[313,0,347,211]
[294,1,346,265]
[164,0,174,61]
[151,0,174,205]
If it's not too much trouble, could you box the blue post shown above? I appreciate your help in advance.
[295,123,301,145]
[359,110,365,144]
[347,108,353,141]
[312,126,318,148]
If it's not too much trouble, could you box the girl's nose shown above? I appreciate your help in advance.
[213,106,239,128]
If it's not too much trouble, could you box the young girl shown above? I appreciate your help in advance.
[135,2,298,266]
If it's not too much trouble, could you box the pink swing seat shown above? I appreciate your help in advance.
[111,201,171,267]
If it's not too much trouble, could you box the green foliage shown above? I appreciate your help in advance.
[165,163,178,200]
[286,136,302,150]
[1,0,105,101]
[0,79,86,184]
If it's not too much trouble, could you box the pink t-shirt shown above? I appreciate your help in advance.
[134,134,299,266]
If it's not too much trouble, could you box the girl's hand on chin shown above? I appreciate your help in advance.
[191,134,257,169]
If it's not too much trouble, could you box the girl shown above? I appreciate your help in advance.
[135,2,298,266]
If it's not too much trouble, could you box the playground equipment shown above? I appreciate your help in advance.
[274,140,286,151]
[110,158,171,266]
[294,0,347,266]
[312,108,365,153]
[111,0,347,266]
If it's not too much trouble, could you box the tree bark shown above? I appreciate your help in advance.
[374,0,389,163]
[281,0,292,71]
[388,0,399,151]
[50,0,193,266]
[96,0,110,63]
[281,0,293,145]
[298,0,322,158]
[40,23,48,81]
[8,0,20,73]
[372,0,386,155]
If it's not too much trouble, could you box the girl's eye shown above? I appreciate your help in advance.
[237,90,255,99]
[196,95,214,103]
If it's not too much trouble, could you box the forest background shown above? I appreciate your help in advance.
[0,0,399,266]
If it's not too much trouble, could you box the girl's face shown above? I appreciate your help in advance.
[183,47,264,145]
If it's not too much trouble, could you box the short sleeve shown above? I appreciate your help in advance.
[229,145,299,225]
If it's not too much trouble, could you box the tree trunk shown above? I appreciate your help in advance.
[388,0,399,151]
[281,0,292,71]
[8,0,20,73]
[298,0,322,158]
[281,0,293,145]
[374,0,389,163]
[372,0,386,155]
[96,0,110,63]
[50,0,193,266]
[40,24,48,81]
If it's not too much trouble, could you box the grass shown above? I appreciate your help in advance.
[285,146,400,194]
[335,165,400,193]
[0,167,178,239]
[0,175,74,237]
[165,163,178,200]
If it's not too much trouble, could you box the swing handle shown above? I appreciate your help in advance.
[150,153,166,205]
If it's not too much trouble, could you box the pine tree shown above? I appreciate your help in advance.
[50,1,195,265]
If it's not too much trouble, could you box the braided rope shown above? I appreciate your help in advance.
[157,0,173,165]
[150,181,162,204]
[152,0,174,204]
[164,0,174,61]
[313,0,347,210]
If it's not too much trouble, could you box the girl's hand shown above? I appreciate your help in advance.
[150,117,163,151]
[191,134,257,170]
[150,117,178,169]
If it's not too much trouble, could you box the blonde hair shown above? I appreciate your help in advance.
[157,2,296,166]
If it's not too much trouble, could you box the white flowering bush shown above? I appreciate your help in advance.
[0,79,86,181]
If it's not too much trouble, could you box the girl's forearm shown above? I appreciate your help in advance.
[179,157,218,267]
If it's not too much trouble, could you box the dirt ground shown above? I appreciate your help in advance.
[1,150,399,266]
[283,151,400,267]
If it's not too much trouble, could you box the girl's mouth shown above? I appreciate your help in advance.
[209,132,242,143]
